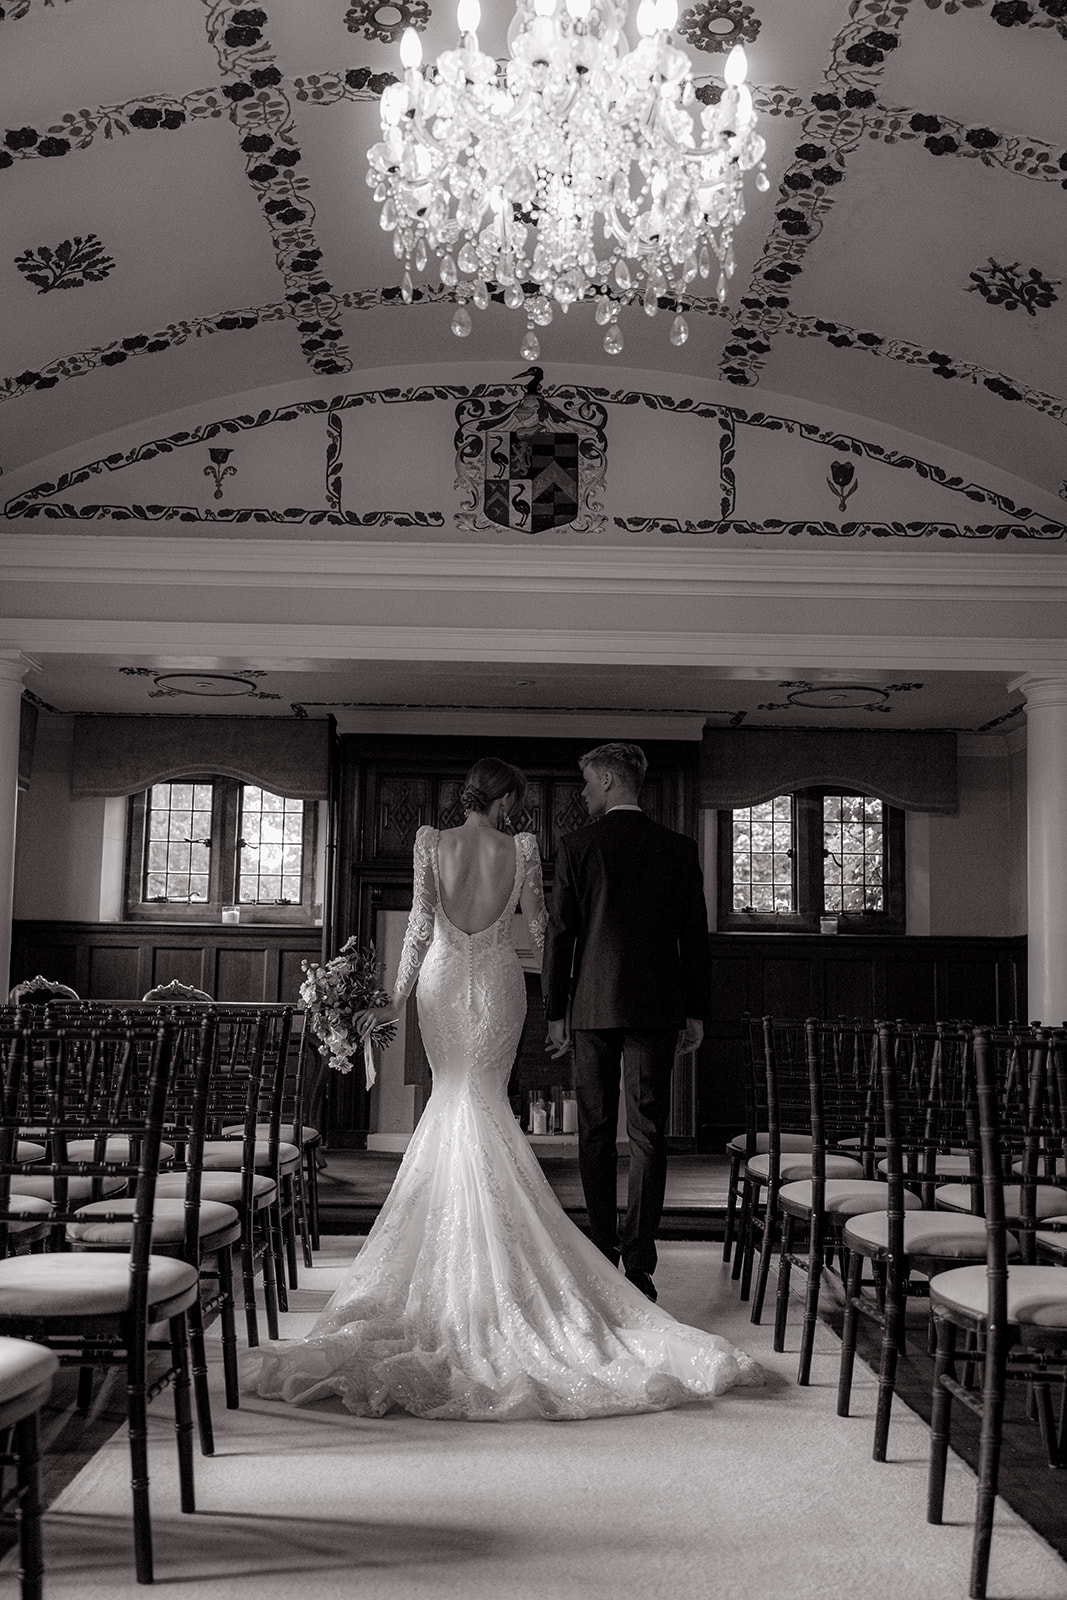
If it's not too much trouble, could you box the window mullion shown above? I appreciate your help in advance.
[795,790,821,921]
[214,782,239,907]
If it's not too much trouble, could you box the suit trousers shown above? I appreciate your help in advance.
[573,1027,677,1277]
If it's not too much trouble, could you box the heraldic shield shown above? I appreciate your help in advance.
[455,373,607,535]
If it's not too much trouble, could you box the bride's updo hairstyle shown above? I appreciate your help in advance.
[460,757,527,817]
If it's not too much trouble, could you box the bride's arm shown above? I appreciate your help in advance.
[391,827,436,1004]
[517,833,548,957]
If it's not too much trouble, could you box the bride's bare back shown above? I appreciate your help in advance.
[436,824,516,935]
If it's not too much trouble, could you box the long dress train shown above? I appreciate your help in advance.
[255,825,762,1421]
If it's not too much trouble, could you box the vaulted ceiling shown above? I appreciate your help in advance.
[2,0,1066,730]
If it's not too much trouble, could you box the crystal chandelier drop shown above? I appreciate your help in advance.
[367,0,767,359]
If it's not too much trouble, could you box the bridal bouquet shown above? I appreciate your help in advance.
[299,939,398,1088]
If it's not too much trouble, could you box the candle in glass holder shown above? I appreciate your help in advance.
[561,1093,578,1134]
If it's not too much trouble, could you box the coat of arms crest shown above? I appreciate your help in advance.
[455,371,607,535]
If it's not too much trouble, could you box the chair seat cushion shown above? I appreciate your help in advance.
[935,1183,1067,1221]
[201,1139,300,1173]
[845,1208,1001,1257]
[14,1142,45,1163]
[1036,1223,1067,1259]
[7,1174,125,1204]
[0,1336,59,1406]
[154,1171,277,1206]
[222,1123,321,1147]
[0,1253,198,1318]
[876,1153,972,1180]
[931,1264,1067,1329]
[67,1197,239,1248]
[779,1179,922,1219]
[4,1195,54,1232]
[726,1132,813,1157]
[747,1151,864,1184]
[64,1137,176,1164]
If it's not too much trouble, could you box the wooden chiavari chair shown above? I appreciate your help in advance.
[837,1020,994,1461]
[0,1017,199,1585]
[927,1025,1067,1600]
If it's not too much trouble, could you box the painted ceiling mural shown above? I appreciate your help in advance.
[1,377,1063,539]
[0,0,1065,518]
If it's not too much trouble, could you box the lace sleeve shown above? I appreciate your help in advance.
[517,833,547,956]
[393,827,437,1002]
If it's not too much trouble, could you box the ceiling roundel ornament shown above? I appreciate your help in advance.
[345,0,431,44]
[677,1,762,54]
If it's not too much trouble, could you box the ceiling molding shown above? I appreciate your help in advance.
[5,536,1067,603]
[3,619,1066,677]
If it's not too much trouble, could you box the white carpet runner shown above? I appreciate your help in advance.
[12,1239,1067,1600]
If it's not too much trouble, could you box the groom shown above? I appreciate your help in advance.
[543,742,710,1302]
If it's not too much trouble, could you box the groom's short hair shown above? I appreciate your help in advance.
[579,742,648,793]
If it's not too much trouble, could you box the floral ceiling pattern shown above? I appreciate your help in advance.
[0,0,1064,507]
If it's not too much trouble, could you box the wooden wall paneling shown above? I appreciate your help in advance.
[884,958,938,1024]
[10,923,321,1005]
[149,945,208,995]
[824,955,879,1021]
[370,773,431,860]
[941,955,1011,1026]
[8,931,81,994]
[762,954,822,1019]
[280,946,314,1005]
[215,944,268,1003]
[85,942,144,1001]
[708,956,751,1020]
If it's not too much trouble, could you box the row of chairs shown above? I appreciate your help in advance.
[0,999,322,1589]
[725,1015,1067,1600]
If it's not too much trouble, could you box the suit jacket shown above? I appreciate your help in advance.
[542,809,711,1031]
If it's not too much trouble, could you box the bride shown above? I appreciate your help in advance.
[255,757,762,1420]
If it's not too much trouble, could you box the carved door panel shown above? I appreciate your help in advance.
[368,774,430,860]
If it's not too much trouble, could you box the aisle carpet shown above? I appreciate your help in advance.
[10,1241,1067,1600]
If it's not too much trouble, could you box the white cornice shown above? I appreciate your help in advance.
[4,619,1067,675]
[4,536,1067,603]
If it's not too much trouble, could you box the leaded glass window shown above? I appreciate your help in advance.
[731,797,795,913]
[823,794,884,914]
[143,782,213,903]
[719,787,903,933]
[238,788,305,905]
[127,777,316,922]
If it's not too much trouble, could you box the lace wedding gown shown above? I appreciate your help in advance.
[255,825,762,1421]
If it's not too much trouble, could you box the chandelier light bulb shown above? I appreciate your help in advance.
[636,0,658,36]
[723,42,747,85]
[457,0,481,34]
[368,0,767,357]
[398,27,422,70]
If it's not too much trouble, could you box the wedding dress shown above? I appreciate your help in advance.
[255,825,762,1421]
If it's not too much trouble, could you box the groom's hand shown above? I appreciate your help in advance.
[545,1018,571,1060]
[678,1018,704,1053]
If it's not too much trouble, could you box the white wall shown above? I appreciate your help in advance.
[14,715,108,922]
[919,736,1015,938]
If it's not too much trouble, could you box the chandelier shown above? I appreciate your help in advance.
[367,0,767,358]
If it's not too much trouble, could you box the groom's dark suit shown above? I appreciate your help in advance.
[543,808,711,1277]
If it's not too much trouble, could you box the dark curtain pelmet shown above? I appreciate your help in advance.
[71,715,330,800]
[699,728,958,814]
